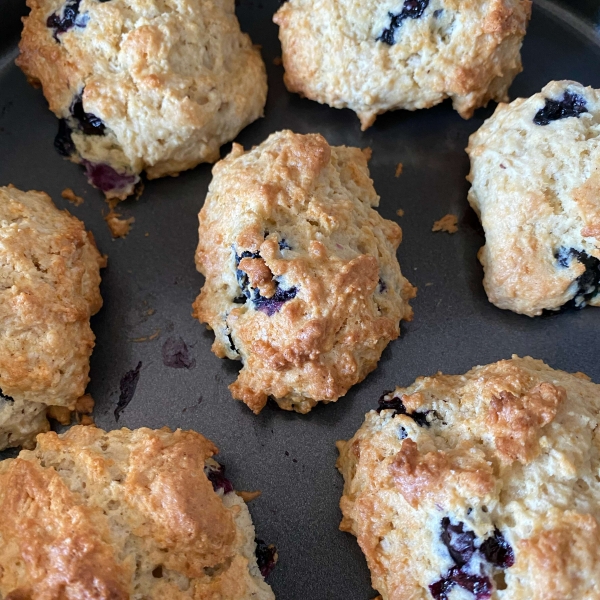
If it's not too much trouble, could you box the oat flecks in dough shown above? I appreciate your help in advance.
[0,426,275,600]
[0,185,103,450]
[274,0,531,129]
[337,355,600,600]
[193,130,415,414]
[17,0,267,201]
[467,80,600,316]
[432,213,458,233]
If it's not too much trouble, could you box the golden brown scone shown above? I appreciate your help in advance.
[0,185,103,450]
[17,0,267,200]
[193,130,415,414]
[274,0,531,130]
[337,356,600,600]
[0,426,276,600]
[467,80,600,316]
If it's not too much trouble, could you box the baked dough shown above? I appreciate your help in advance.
[17,0,267,200]
[0,425,276,599]
[274,0,531,129]
[467,80,600,316]
[0,185,103,449]
[193,130,415,414]
[337,355,600,600]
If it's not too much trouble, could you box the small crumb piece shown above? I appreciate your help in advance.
[395,163,403,177]
[425,282,433,287]
[273,56,282,66]
[98,254,108,269]
[432,214,458,234]
[61,187,84,206]
[236,490,262,502]
[132,329,161,343]
[396,208,404,217]
[362,147,372,161]
[145,232,149,237]
[74,393,95,414]
[105,204,135,238]
[146,308,155,316]
[80,415,95,426]
[573,371,592,381]
[47,405,71,425]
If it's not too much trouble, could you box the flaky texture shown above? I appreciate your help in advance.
[17,0,267,200]
[0,426,275,600]
[0,186,103,450]
[274,0,531,130]
[193,130,415,414]
[467,80,600,316]
[337,356,600,600]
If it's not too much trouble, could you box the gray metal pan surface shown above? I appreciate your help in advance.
[0,1,599,598]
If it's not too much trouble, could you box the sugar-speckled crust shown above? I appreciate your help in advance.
[193,130,415,414]
[274,0,531,130]
[0,186,103,449]
[17,0,267,200]
[337,356,600,600]
[0,426,275,600]
[467,81,600,316]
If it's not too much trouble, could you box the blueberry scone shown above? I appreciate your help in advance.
[337,355,600,600]
[273,0,531,130]
[17,0,267,200]
[0,426,276,599]
[467,80,600,316]
[193,130,415,414]
[0,185,103,449]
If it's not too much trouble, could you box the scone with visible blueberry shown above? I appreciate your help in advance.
[0,425,276,599]
[193,130,415,414]
[17,0,267,200]
[467,80,600,316]
[337,355,600,600]
[274,0,531,130]
[0,185,103,449]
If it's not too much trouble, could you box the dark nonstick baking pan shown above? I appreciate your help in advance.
[1,1,599,598]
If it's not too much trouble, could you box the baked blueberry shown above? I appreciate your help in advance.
[533,91,588,126]
[378,0,430,45]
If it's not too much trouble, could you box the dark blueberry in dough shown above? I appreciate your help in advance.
[54,119,75,157]
[441,518,476,567]
[204,461,234,494]
[255,538,278,578]
[227,332,238,354]
[278,239,292,250]
[377,393,431,426]
[533,91,588,126]
[555,247,600,308]
[429,571,455,600]
[47,0,88,40]
[71,93,106,136]
[378,278,387,293]
[378,0,430,45]
[0,389,14,402]
[430,567,492,600]
[82,161,137,193]
[480,529,515,568]
[235,249,261,300]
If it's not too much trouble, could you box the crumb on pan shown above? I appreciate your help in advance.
[46,405,71,425]
[432,214,458,233]
[395,163,403,177]
[236,490,262,502]
[396,208,405,217]
[273,56,283,66]
[61,187,84,206]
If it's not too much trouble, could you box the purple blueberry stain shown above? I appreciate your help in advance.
[255,538,278,578]
[480,530,515,568]
[378,0,430,45]
[82,160,138,193]
[441,518,476,567]
[114,361,141,422]
[377,393,431,427]
[533,91,588,125]
[161,337,196,369]
[204,461,234,494]
[555,247,600,308]
[47,0,89,40]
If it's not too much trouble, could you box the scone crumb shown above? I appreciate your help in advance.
[236,490,262,502]
[396,208,405,217]
[573,371,592,381]
[395,163,403,177]
[273,56,283,66]
[61,187,84,206]
[362,147,372,161]
[74,393,95,414]
[432,214,458,233]
[80,414,95,426]
[47,405,71,425]
[132,329,161,343]
[105,205,135,238]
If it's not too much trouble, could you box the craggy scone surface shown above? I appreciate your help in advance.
[467,80,600,316]
[17,0,267,199]
[0,426,275,600]
[337,356,600,600]
[0,185,103,449]
[193,130,415,414]
[274,0,531,129]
